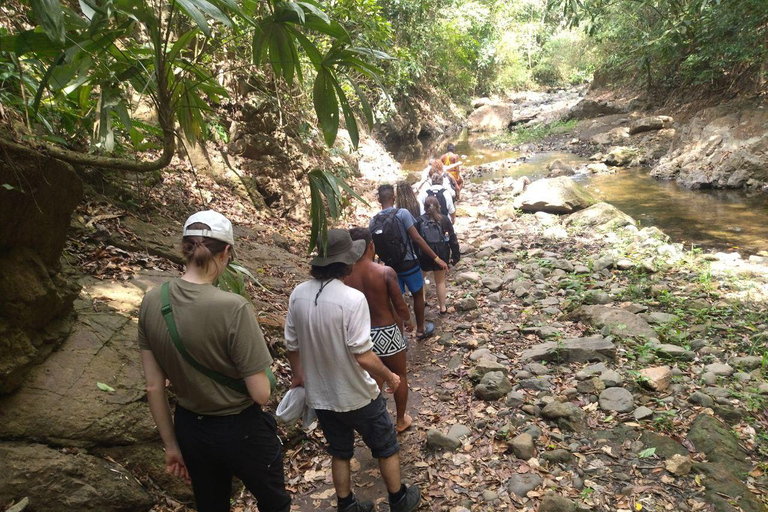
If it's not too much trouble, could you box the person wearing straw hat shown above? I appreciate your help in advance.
[285,229,422,512]
[138,210,290,512]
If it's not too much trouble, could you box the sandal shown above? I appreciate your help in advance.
[439,308,448,315]
[416,322,435,340]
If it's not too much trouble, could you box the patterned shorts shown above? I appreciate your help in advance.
[371,324,406,357]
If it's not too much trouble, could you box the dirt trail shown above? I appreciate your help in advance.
[285,156,768,512]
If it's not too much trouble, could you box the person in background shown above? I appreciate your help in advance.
[285,229,421,512]
[440,143,464,201]
[346,227,413,432]
[370,184,447,340]
[416,196,460,315]
[416,159,458,198]
[417,173,455,224]
[138,210,290,512]
[395,180,421,220]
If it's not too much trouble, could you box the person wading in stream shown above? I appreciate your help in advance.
[370,184,448,340]
[285,229,422,512]
[138,210,290,512]
[345,227,413,433]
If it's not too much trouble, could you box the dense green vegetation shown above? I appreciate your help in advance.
[553,0,768,93]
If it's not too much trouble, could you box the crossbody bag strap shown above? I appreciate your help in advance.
[160,281,251,395]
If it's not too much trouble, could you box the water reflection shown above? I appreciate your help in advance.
[584,169,768,255]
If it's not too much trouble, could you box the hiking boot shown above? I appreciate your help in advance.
[339,498,374,512]
[389,485,421,512]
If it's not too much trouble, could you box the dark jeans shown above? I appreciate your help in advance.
[315,395,400,460]
[174,404,291,512]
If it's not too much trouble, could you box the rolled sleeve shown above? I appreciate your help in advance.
[345,297,373,354]
[284,294,299,351]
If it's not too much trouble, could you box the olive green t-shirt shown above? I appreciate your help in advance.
[138,278,272,416]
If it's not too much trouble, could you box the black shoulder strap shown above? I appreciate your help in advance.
[160,281,251,395]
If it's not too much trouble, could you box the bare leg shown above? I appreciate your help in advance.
[378,453,402,494]
[380,351,411,432]
[331,457,352,499]
[413,287,425,334]
[433,270,447,312]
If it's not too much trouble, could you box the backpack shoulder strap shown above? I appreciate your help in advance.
[160,282,251,395]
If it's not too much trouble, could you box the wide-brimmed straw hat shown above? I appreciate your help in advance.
[310,229,366,266]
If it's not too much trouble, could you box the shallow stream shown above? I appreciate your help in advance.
[399,131,768,255]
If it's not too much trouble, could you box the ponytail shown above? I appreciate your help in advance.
[423,196,443,223]
[181,222,230,272]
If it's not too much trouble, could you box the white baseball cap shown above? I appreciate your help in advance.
[183,210,235,246]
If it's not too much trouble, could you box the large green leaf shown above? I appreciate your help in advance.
[332,80,359,148]
[174,0,212,37]
[31,0,66,45]
[312,69,339,146]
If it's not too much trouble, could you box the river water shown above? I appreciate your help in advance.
[399,133,768,256]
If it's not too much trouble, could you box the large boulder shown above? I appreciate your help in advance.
[651,99,768,190]
[565,202,636,232]
[0,277,162,446]
[688,414,752,473]
[629,115,674,135]
[514,177,597,214]
[467,104,517,132]
[0,147,83,267]
[0,442,153,512]
[520,336,616,363]
[568,99,627,120]
[570,306,657,340]
[0,148,83,393]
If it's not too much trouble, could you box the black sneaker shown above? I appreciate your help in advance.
[389,485,421,512]
[339,498,375,512]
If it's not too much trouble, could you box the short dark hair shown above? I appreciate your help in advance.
[349,227,372,246]
[377,184,394,203]
[447,143,456,152]
[310,262,353,280]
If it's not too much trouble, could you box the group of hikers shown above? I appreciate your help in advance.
[138,143,465,512]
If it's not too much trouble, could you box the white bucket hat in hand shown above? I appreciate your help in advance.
[183,210,235,246]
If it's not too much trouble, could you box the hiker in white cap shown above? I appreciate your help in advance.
[138,210,290,512]
[285,229,422,512]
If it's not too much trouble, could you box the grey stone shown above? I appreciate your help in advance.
[689,391,714,408]
[552,259,574,272]
[704,363,734,376]
[701,372,718,386]
[570,305,657,339]
[448,424,471,442]
[457,297,479,311]
[456,272,482,284]
[729,356,762,371]
[514,177,598,214]
[542,449,573,464]
[633,406,654,420]
[646,312,679,324]
[516,370,533,379]
[525,363,550,375]
[510,433,535,460]
[599,369,623,387]
[565,202,635,232]
[523,425,543,440]
[688,414,751,473]
[506,473,542,497]
[577,377,605,394]
[598,387,634,413]
[482,276,504,292]
[448,354,463,371]
[505,391,525,408]
[585,291,612,305]
[475,371,513,401]
[734,372,752,382]
[655,344,693,360]
[469,348,496,362]
[0,443,153,512]
[520,336,616,363]
[469,360,508,381]
[427,429,461,450]
[592,255,615,271]
[503,269,523,284]
[519,377,552,391]
[539,492,576,512]
[482,489,498,502]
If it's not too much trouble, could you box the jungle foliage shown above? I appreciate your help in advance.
[552,0,768,93]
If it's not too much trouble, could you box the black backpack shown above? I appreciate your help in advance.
[426,188,449,216]
[371,209,410,267]
[419,217,444,246]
